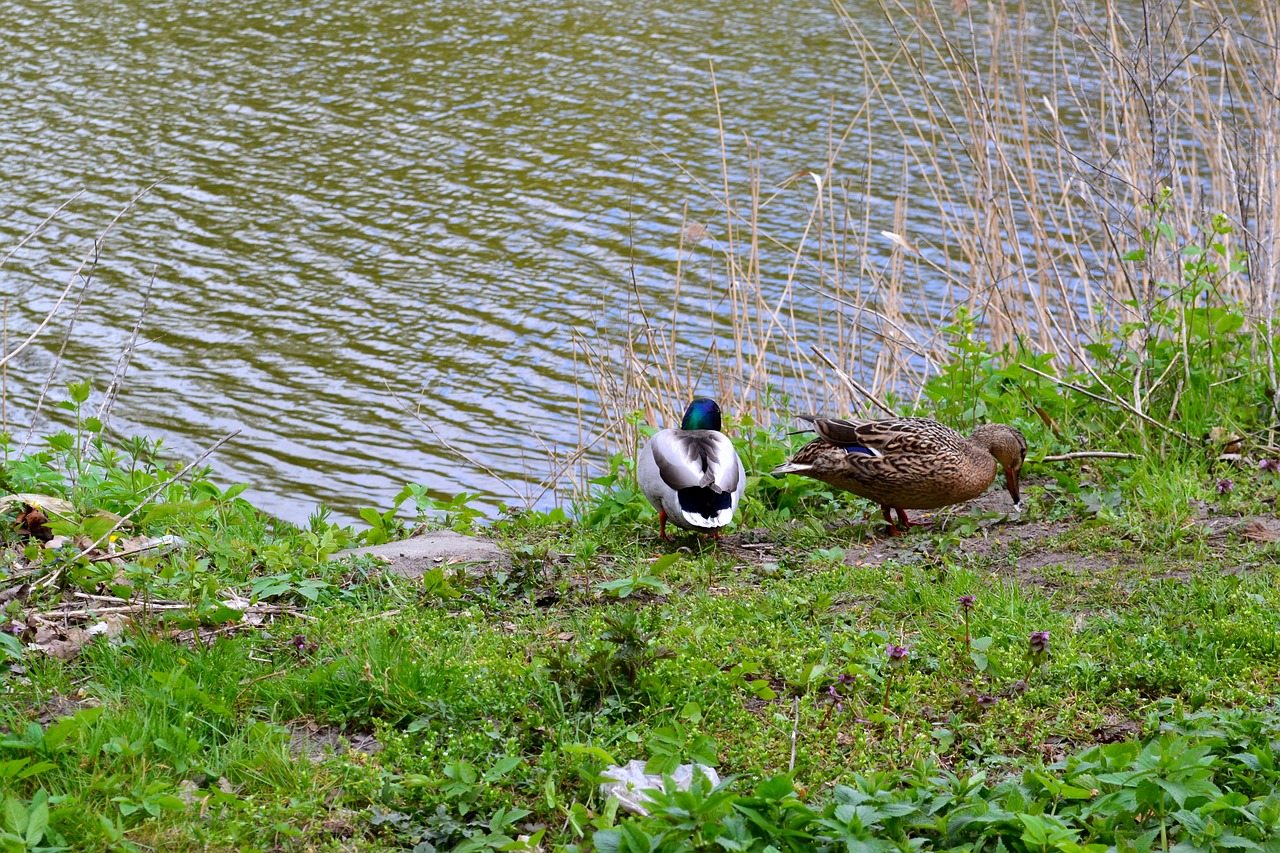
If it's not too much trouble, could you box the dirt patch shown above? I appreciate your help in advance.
[1198,513,1280,543]
[287,719,383,760]
[1091,711,1143,744]
[37,692,98,724]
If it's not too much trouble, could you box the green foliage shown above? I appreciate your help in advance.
[596,709,1280,852]
[539,610,674,710]
[0,789,59,853]
[4,260,1280,853]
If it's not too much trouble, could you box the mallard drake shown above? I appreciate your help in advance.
[638,398,746,540]
[772,415,1026,535]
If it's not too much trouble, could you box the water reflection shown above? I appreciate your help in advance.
[1,0,1010,521]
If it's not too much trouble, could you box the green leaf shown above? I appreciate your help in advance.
[25,791,49,844]
[80,514,117,542]
[3,797,26,836]
[40,717,80,752]
[67,380,91,404]
[592,829,622,853]
[1154,777,1198,808]
[152,795,186,811]
[421,567,461,599]
[222,483,248,500]
[0,633,22,662]
[755,774,795,802]
[651,553,680,574]
[484,756,522,782]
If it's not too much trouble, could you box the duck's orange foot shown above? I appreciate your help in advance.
[882,506,931,536]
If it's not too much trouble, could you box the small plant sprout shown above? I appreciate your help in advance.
[957,595,975,648]
[977,694,999,711]
[1216,477,1234,495]
[1026,630,1050,681]
[883,644,909,710]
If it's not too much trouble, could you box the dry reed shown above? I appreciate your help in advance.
[571,0,1280,498]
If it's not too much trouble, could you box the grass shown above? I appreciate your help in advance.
[2,385,1280,850]
[2,1,1280,850]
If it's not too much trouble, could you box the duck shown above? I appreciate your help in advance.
[771,415,1026,535]
[638,398,746,540]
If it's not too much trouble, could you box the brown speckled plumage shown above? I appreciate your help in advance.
[772,416,1027,535]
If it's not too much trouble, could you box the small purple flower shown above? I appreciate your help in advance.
[887,644,909,670]
[1217,478,1235,495]
[291,634,317,655]
[1024,631,1051,681]
[977,694,999,710]
[1260,459,1279,473]
[958,595,975,611]
[838,673,855,685]
[827,684,844,711]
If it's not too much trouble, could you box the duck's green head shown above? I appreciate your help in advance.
[681,397,723,432]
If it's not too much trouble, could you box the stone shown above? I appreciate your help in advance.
[332,530,507,578]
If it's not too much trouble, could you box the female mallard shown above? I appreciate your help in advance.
[772,415,1026,535]
[638,398,746,540]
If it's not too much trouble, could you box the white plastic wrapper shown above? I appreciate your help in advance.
[598,760,722,815]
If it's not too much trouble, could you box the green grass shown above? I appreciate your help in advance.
[3,301,1280,853]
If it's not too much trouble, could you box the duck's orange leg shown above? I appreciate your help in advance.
[658,509,670,541]
[882,506,931,536]
[895,507,932,532]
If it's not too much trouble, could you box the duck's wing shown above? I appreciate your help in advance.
[647,429,741,493]
[797,415,958,458]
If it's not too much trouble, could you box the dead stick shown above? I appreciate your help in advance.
[36,430,242,589]
[1037,451,1141,462]
[810,345,898,417]
[235,670,287,702]
[1021,365,1194,445]
[788,696,800,773]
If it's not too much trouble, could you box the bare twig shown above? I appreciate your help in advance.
[0,182,158,372]
[0,190,86,269]
[1021,365,1194,446]
[810,345,899,417]
[35,429,243,589]
[1037,451,1142,462]
[386,383,529,506]
[788,696,800,773]
[97,267,156,432]
[18,272,95,458]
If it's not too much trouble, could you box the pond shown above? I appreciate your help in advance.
[0,0,1256,522]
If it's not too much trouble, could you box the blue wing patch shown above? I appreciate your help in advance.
[844,445,883,457]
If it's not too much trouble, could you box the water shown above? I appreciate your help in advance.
[4,0,1204,523]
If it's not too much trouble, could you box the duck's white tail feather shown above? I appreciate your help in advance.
[676,506,736,528]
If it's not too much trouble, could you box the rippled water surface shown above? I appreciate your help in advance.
[1,0,1006,521]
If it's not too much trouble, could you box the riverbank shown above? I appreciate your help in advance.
[3,396,1280,850]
